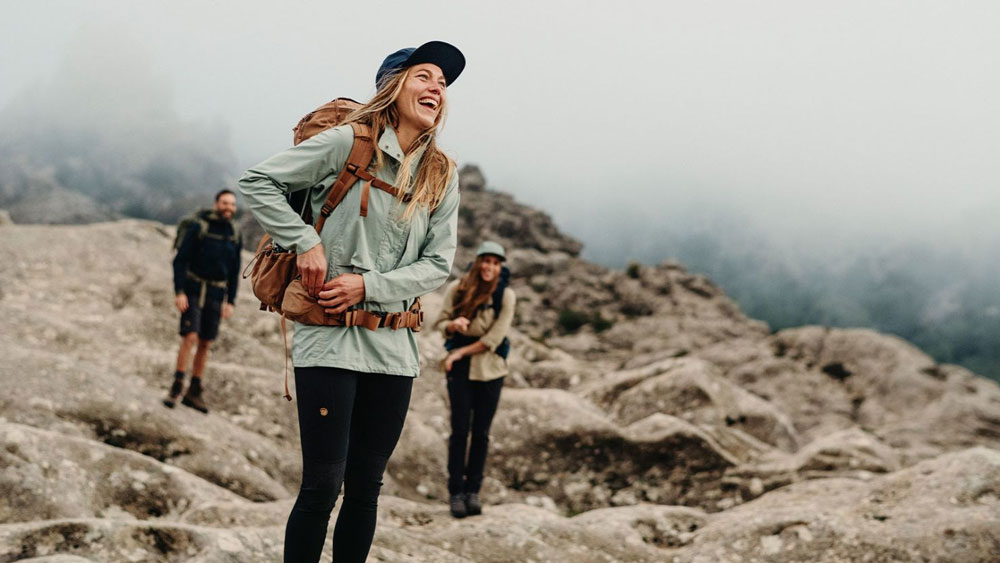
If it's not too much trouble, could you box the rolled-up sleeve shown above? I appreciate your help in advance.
[362,174,460,303]
[479,288,516,351]
[237,127,351,253]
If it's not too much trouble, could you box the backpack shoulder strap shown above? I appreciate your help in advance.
[195,215,210,242]
[229,219,241,245]
[314,123,412,231]
[314,123,376,234]
[491,266,510,316]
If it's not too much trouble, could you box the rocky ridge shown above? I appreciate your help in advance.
[1,166,998,562]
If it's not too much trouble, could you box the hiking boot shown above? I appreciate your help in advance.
[163,378,184,408]
[465,493,482,516]
[449,494,467,518]
[181,378,208,414]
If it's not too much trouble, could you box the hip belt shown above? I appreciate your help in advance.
[186,271,227,308]
[275,288,424,402]
[279,278,423,331]
[331,308,424,331]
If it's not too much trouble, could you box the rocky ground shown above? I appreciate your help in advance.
[1,167,999,562]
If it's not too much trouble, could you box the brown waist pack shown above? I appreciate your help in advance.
[281,279,423,330]
[245,235,297,313]
[245,242,422,331]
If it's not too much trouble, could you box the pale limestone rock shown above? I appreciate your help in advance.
[677,448,1000,563]
[1,183,999,562]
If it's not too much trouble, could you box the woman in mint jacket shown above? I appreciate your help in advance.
[239,41,464,563]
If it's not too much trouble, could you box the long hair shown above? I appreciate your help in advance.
[342,67,455,220]
[452,256,499,320]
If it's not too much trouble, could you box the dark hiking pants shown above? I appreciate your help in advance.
[446,357,504,495]
[283,367,412,563]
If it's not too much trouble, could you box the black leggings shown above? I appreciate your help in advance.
[284,366,413,563]
[446,357,504,495]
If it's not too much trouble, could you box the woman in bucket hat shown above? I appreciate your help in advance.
[239,41,465,562]
[435,241,516,518]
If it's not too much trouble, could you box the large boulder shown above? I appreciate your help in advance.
[770,327,1000,462]
[488,389,741,513]
[772,327,942,424]
[582,358,799,453]
[0,422,241,522]
[677,447,1000,563]
[726,428,901,499]
[0,519,282,563]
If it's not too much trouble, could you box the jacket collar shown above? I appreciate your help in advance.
[378,125,428,169]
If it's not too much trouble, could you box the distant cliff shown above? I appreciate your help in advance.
[0,40,234,225]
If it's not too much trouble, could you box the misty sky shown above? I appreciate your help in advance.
[3,0,998,260]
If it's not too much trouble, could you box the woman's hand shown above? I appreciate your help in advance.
[318,274,366,314]
[175,294,189,313]
[447,317,471,334]
[297,243,328,297]
[443,350,463,372]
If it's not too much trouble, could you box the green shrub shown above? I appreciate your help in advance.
[530,276,549,292]
[620,299,654,318]
[558,309,589,333]
[591,312,613,332]
[626,261,642,279]
[458,206,476,222]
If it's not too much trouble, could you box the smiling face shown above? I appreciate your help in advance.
[395,63,447,132]
[214,192,237,221]
[478,254,503,284]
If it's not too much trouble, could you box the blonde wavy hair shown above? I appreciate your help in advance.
[342,67,455,220]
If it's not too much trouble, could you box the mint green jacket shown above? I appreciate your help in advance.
[238,124,460,376]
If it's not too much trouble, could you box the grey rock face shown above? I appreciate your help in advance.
[2,175,999,562]
[677,448,1000,563]
[458,163,486,192]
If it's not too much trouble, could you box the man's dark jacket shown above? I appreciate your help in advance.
[172,212,242,304]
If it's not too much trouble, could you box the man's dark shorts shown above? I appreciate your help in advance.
[179,280,226,341]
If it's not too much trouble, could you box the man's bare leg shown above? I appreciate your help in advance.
[165,333,199,408]
[191,338,212,378]
[175,332,199,373]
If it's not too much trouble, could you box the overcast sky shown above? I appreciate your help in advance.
[3,0,998,259]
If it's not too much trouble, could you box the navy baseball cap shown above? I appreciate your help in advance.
[375,41,466,88]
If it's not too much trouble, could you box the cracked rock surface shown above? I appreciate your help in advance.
[2,176,999,561]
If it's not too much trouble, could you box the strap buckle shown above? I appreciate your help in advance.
[360,311,381,332]
[342,310,358,326]
[386,313,403,330]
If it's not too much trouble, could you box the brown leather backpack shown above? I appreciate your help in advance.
[247,98,418,317]
[292,97,362,146]
[243,98,423,399]
[243,98,408,308]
